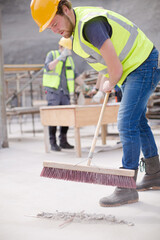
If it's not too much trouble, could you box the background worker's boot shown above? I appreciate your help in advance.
[50,138,61,151]
[49,133,61,152]
[49,126,61,152]
[59,133,74,149]
[137,155,160,191]
[51,142,61,151]
[99,170,138,207]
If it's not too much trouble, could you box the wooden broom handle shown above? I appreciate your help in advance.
[87,92,110,166]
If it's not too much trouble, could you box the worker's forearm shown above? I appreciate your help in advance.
[99,75,109,91]
[100,39,123,91]
[48,59,59,71]
[95,73,103,89]
[104,77,120,91]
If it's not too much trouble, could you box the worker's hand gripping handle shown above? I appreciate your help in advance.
[87,92,110,166]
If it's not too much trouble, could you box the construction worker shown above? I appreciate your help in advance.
[43,37,89,151]
[31,0,160,206]
[43,37,75,151]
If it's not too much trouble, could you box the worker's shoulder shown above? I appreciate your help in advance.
[47,50,58,55]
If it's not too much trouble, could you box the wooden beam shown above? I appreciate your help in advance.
[4,64,44,72]
[0,8,8,148]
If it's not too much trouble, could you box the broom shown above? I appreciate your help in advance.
[40,92,136,189]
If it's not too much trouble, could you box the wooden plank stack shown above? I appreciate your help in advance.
[147,83,160,119]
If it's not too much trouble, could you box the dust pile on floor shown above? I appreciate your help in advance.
[37,211,134,227]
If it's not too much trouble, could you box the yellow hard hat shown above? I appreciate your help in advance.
[30,0,60,32]
[58,37,72,50]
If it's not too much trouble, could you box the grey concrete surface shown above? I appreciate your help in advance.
[0,119,160,240]
[1,0,160,238]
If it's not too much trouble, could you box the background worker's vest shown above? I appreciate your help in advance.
[43,50,75,94]
[73,7,153,86]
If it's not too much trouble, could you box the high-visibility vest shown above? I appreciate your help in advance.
[43,50,75,93]
[73,7,153,86]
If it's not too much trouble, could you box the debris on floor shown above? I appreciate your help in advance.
[36,211,134,228]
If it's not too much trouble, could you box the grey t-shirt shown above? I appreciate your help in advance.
[83,16,112,49]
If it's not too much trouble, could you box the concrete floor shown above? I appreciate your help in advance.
[0,119,160,240]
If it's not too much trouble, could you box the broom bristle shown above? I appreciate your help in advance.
[40,167,136,189]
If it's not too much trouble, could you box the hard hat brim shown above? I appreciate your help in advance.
[39,1,59,32]
[39,12,55,32]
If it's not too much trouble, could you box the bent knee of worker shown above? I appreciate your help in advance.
[117,106,139,133]
[117,116,138,133]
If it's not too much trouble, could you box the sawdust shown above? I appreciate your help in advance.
[36,211,134,228]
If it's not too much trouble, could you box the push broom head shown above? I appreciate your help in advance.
[40,162,136,189]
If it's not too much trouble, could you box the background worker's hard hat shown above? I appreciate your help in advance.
[59,37,72,50]
[30,0,60,32]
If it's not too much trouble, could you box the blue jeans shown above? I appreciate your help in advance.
[118,47,160,170]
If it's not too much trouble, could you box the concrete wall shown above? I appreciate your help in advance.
[1,0,160,73]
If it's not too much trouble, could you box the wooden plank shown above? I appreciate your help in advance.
[4,64,44,72]
[101,125,107,145]
[40,105,76,110]
[6,107,40,116]
[74,127,81,157]
[0,9,9,148]
[102,105,119,124]
[75,104,119,127]
[40,108,75,126]
[43,126,50,153]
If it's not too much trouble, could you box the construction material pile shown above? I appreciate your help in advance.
[147,83,160,119]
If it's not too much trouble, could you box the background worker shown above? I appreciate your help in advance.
[43,37,87,151]
[31,0,160,207]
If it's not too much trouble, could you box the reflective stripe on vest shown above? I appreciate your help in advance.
[65,56,75,93]
[43,50,62,88]
[43,50,75,93]
[73,7,153,85]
